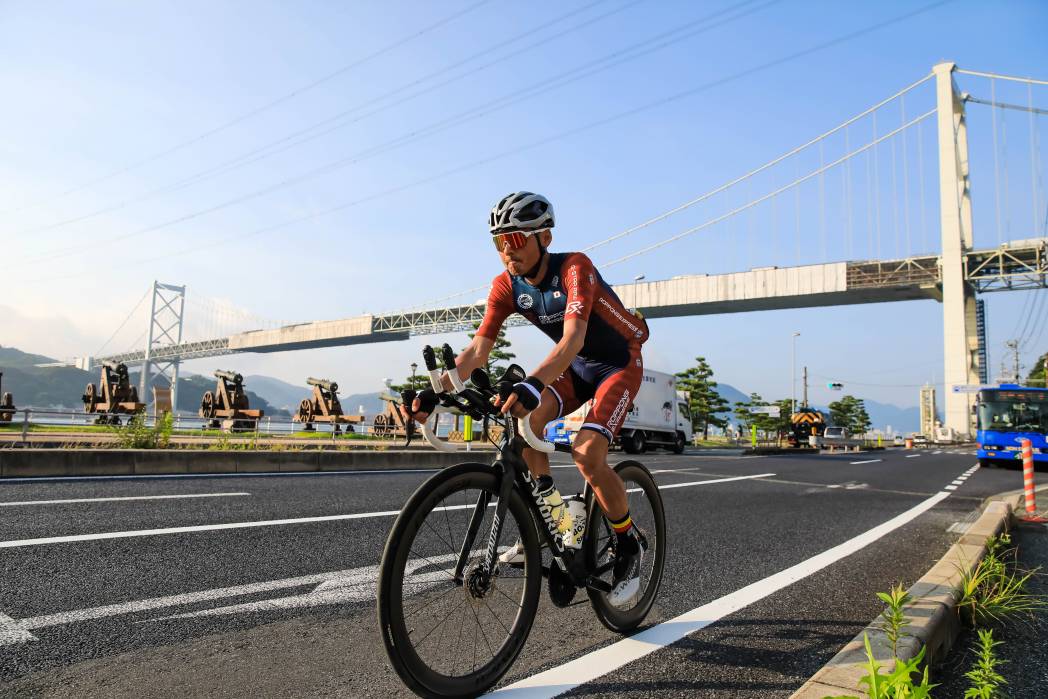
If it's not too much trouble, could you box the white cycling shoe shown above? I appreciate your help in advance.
[608,533,644,608]
[498,540,526,565]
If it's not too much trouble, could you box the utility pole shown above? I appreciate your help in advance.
[1005,340,1021,383]
[802,366,809,408]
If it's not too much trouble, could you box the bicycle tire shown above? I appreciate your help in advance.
[584,460,666,633]
[377,463,542,698]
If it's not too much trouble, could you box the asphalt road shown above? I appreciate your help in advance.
[0,446,1026,698]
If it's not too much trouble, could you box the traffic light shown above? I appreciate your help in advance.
[827,382,843,391]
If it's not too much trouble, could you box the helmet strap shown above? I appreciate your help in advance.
[524,242,547,282]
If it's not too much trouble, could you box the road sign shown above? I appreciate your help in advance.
[752,406,781,417]
[951,384,995,394]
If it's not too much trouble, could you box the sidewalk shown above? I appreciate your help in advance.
[933,519,1048,697]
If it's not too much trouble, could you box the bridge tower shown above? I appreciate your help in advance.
[934,62,980,437]
[139,282,186,413]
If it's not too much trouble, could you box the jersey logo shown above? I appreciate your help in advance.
[566,301,584,315]
[517,293,534,310]
[553,291,561,298]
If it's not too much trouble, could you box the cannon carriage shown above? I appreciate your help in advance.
[293,377,365,434]
[0,372,14,423]
[82,361,145,424]
[199,370,263,431]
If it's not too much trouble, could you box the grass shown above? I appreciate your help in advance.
[827,633,935,699]
[957,533,1048,627]
[963,628,1007,699]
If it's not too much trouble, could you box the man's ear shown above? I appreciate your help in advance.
[539,229,553,247]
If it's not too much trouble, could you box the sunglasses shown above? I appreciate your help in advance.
[491,230,533,252]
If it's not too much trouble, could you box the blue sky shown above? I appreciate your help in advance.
[2,0,1046,416]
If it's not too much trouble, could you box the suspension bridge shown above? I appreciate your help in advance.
[57,62,1048,437]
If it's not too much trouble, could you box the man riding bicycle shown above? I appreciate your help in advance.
[404,191,649,607]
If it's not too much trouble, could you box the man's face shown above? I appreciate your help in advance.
[496,230,548,276]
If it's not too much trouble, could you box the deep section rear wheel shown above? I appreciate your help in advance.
[584,460,666,633]
[377,464,541,698]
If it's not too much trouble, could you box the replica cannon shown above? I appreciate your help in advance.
[0,372,14,423]
[293,377,365,434]
[199,370,263,431]
[82,361,145,424]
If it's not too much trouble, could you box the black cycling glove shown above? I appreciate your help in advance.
[415,388,439,415]
[510,377,545,412]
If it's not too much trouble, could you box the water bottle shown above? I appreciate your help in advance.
[538,485,571,537]
[564,499,587,548]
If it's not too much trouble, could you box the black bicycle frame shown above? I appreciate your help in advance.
[451,420,615,594]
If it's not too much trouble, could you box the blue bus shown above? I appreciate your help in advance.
[976,384,1048,467]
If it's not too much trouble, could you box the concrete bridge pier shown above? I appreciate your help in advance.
[935,62,980,437]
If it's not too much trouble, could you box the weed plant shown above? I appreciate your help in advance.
[963,628,1007,698]
[828,633,935,698]
[878,583,912,657]
[112,412,173,449]
[957,533,1047,626]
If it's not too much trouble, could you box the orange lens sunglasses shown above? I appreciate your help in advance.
[491,231,530,252]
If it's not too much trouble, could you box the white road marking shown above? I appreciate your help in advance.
[0,550,486,645]
[489,484,957,697]
[0,469,442,484]
[0,493,250,507]
[951,480,964,485]
[933,450,943,454]
[627,473,774,493]
[0,612,36,645]
[850,459,882,465]
[945,485,958,490]
[906,454,921,458]
[0,471,770,549]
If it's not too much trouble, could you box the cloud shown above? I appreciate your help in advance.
[0,304,103,361]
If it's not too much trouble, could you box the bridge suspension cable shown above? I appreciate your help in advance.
[0,0,494,218]
[16,0,773,265]
[16,0,632,238]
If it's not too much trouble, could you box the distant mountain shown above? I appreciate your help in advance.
[713,382,749,408]
[0,346,288,417]
[244,375,308,413]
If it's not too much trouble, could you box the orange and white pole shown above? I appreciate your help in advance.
[1020,438,1047,522]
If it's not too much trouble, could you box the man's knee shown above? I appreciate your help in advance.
[572,432,611,478]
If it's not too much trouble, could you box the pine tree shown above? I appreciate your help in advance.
[675,357,729,439]
[466,322,515,383]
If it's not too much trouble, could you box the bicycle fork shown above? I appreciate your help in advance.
[452,461,515,584]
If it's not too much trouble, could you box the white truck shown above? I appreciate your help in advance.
[550,369,693,454]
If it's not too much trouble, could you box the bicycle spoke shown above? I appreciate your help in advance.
[481,597,512,637]
[404,582,457,620]
[412,596,466,650]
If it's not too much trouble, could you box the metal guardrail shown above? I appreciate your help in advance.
[0,408,464,448]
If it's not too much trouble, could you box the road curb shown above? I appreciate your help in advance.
[0,448,481,478]
[790,488,1019,698]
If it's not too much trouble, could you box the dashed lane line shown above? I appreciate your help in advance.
[850,459,882,465]
[488,477,960,697]
[906,454,922,458]
[0,473,773,550]
[0,493,250,507]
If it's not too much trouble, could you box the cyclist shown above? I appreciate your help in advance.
[403,191,649,606]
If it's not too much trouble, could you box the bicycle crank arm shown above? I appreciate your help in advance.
[584,578,613,594]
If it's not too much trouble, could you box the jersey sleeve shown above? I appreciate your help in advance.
[475,272,514,340]
[562,253,596,326]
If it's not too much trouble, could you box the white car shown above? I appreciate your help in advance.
[892,435,905,446]
[823,426,849,442]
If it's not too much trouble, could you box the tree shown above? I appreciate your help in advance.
[675,357,729,439]
[829,394,872,435]
[1026,350,1048,387]
[467,322,515,384]
[388,369,432,396]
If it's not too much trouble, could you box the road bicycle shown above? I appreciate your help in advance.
[377,345,666,698]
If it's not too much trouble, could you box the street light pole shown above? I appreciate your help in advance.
[791,332,801,414]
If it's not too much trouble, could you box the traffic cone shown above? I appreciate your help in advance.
[1019,438,1048,523]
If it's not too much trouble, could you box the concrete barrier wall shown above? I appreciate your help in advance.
[0,449,481,478]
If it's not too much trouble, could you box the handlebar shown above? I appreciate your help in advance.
[403,352,560,454]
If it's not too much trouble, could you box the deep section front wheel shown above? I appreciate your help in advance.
[377,463,542,698]
[584,459,666,633]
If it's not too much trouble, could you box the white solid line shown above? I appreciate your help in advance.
[627,473,774,493]
[0,469,442,483]
[905,454,921,458]
[488,487,955,697]
[850,459,882,465]
[0,493,250,507]
[0,472,769,550]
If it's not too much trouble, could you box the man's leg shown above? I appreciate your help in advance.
[522,392,561,479]
[570,430,627,520]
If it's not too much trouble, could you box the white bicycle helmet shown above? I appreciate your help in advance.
[489,192,555,234]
